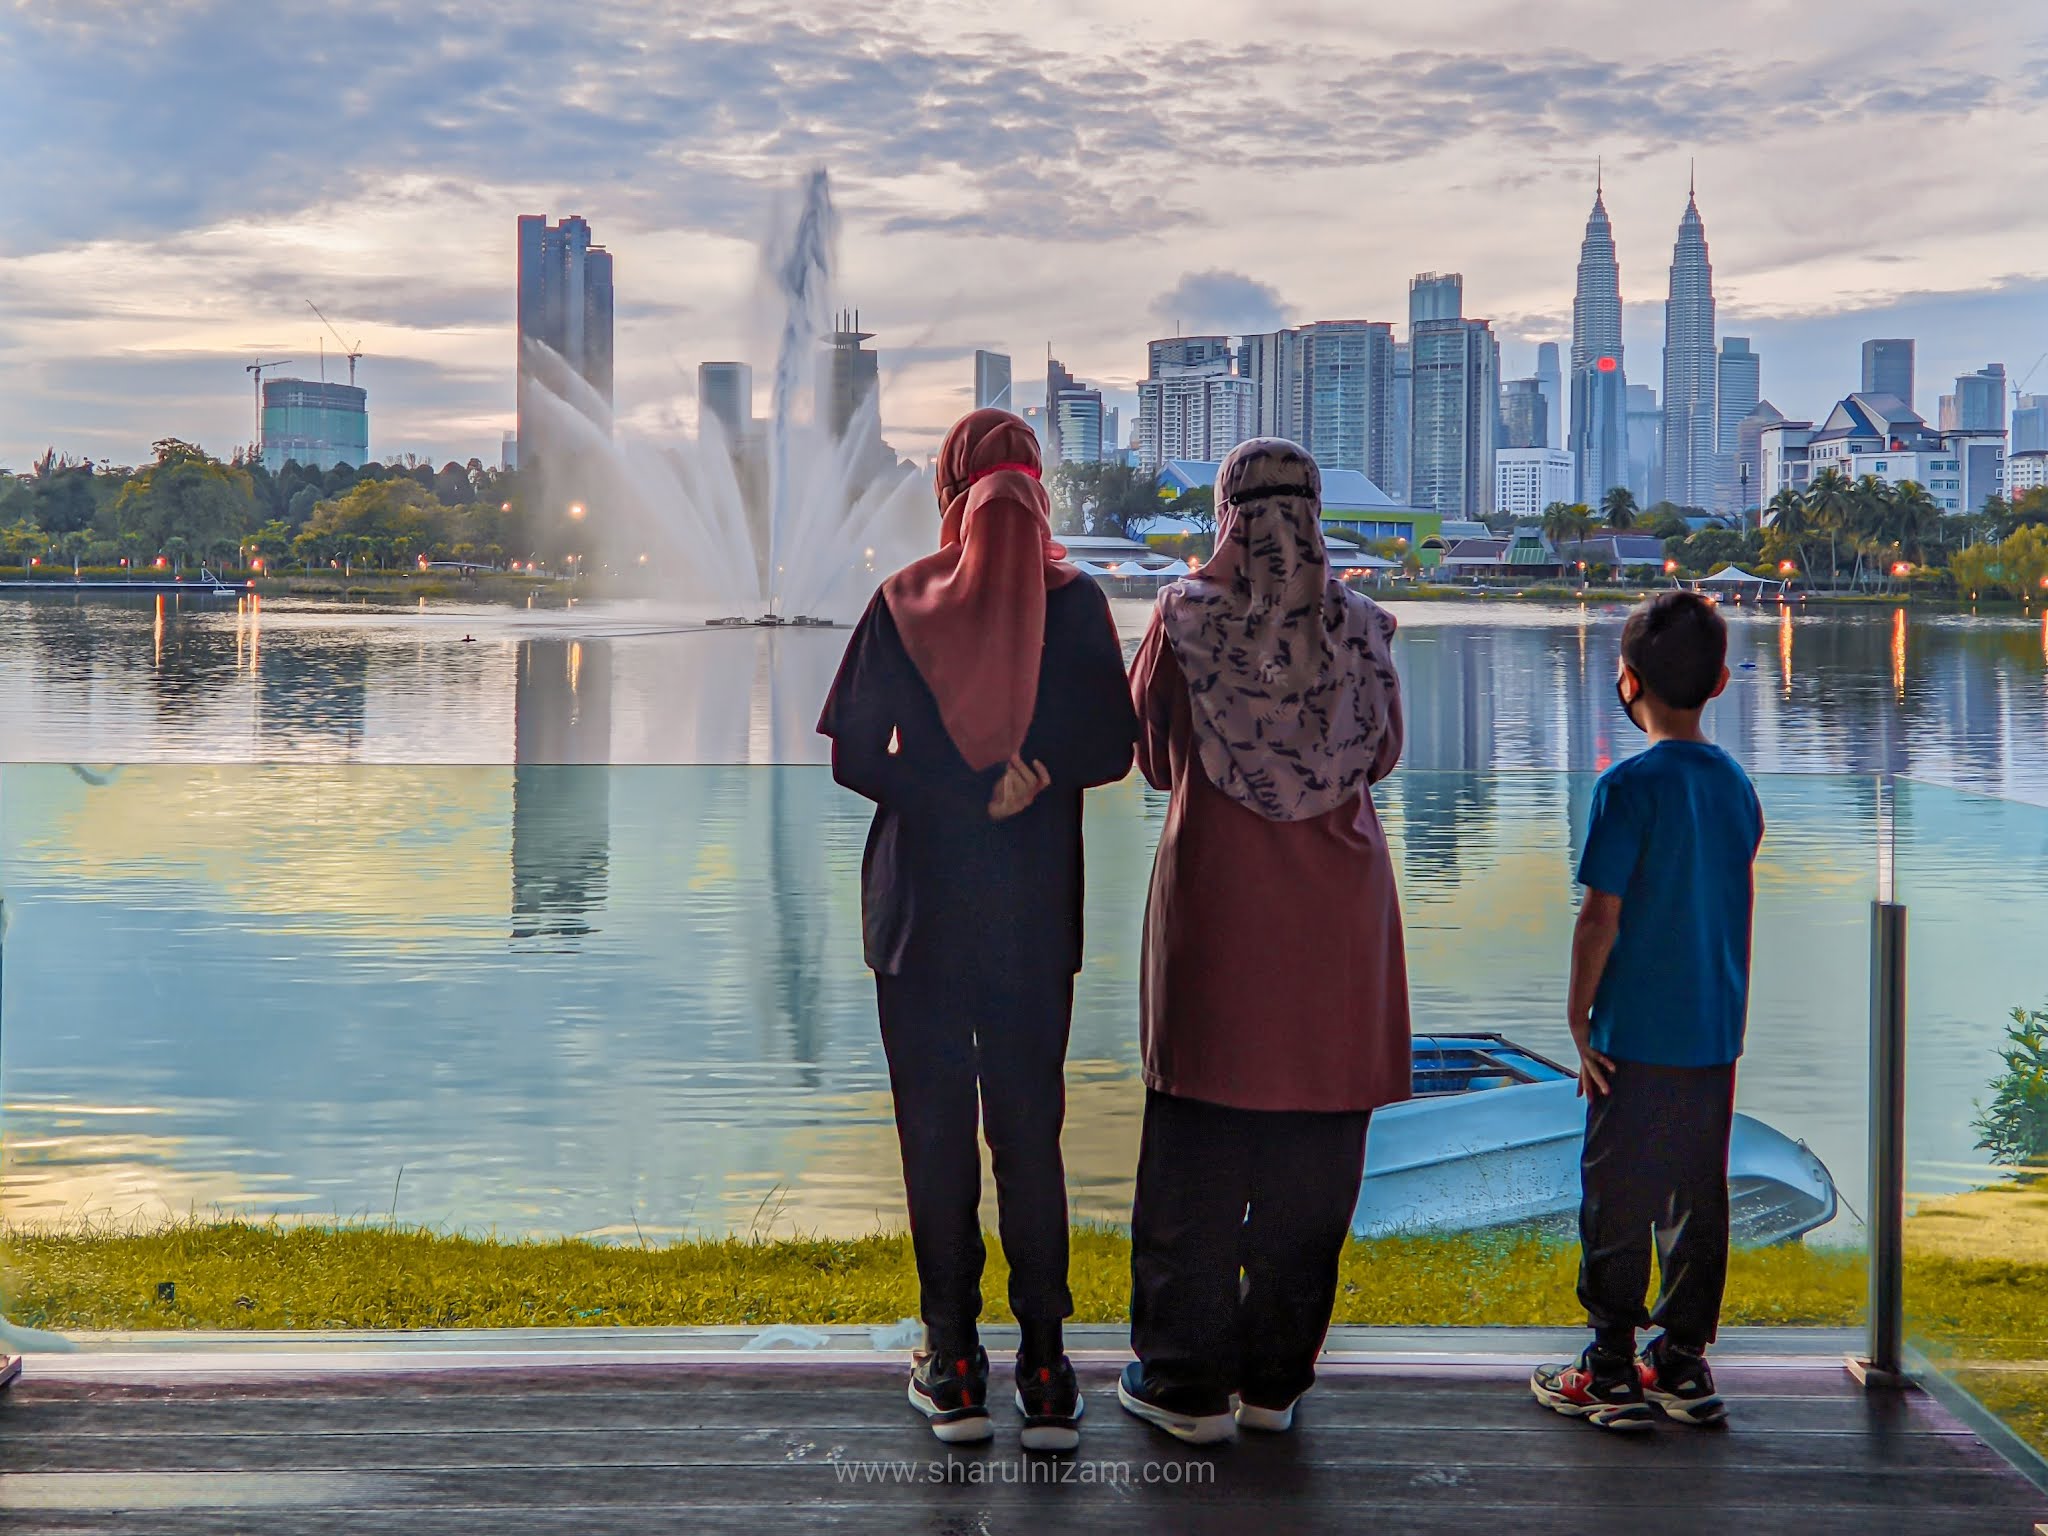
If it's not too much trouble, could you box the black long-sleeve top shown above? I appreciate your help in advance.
[818,577,1138,977]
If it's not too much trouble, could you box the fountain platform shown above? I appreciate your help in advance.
[706,615,841,629]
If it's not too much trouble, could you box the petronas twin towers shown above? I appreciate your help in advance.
[1567,168,1719,511]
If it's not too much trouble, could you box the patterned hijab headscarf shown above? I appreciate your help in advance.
[875,409,1078,771]
[1157,437,1400,821]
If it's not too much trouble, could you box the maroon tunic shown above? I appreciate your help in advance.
[1131,613,1411,1115]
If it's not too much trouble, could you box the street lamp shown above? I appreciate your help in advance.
[568,503,586,520]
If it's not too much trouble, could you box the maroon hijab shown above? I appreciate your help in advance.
[880,409,1077,770]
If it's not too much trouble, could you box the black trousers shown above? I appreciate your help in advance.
[875,963,1075,1356]
[1578,1058,1737,1353]
[1129,1088,1372,1415]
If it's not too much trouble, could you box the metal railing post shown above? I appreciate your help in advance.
[1853,776,1909,1389]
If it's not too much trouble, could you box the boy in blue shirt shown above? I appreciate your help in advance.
[1533,591,1763,1432]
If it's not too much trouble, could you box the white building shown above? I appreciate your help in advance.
[1494,448,1576,519]
[1137,368,1256,471]
[2006,448,2048,498]
[1759,421,1815,501]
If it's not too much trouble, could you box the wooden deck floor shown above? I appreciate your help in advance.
[1,1359,2042,1534]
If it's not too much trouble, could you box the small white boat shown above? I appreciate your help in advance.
[1355,1035,1839,1244]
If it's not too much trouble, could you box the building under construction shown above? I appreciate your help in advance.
[261,378,368,473]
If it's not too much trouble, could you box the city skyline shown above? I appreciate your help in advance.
[5,3,2048,470]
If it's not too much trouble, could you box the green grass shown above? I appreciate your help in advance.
[2,1220,1869,1334]
[8,1222,2043,1456]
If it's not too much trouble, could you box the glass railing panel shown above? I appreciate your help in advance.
[1,765,1872,1337]
[1896,777,2048,1464]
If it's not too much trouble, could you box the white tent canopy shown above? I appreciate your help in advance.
[1698,565,1773,585]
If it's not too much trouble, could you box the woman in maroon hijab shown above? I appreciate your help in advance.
[1116,437,1410,1445]
[819,408,1136,1450]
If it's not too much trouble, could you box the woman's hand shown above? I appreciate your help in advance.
[989,755,1052,821]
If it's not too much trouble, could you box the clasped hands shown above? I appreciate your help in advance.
[989,755,1051,821]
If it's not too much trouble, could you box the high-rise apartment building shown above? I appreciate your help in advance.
[1500,378,1549,449]
[1410,280,1497,519]
[1137,369,1256,469]
[2011,394,2048,456]
[1716,337,1760,514]
[1660,183,1718,509]
[973,350,1013,411]
[1536,341,1564,455]
[1046,356,1112,464]
[516,213,615,462]
[1148,336,1234,377]
[1861,339,1915,412]
[1389,342,1413,503]
[1940,364,2007,433]
[1238,329,1305,441]
[1569,179,1628,507]
[1299,321,1396,485]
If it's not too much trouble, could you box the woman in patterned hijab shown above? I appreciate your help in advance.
[1156,438,1401,820]
[1117,436,1411,1446]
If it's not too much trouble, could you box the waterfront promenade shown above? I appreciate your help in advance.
[1,1329,2040,1533]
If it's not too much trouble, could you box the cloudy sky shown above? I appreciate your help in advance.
[4,0,2048,472]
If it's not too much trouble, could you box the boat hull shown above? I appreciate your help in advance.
[1353,1079,1838,1245]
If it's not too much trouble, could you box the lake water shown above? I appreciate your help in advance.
[1,591,2045,1259]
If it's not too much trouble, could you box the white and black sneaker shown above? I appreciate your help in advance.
[1117,1362,1236,1445]
[909,1345,993,1443]
[1015,1356,1084,1452]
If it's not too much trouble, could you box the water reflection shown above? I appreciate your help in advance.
[512,639,612,944]
[0,594,2043,802]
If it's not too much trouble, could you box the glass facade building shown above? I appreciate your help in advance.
[260,379,369,473]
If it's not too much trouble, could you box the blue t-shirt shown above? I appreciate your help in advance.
[1576,741,1763,1067]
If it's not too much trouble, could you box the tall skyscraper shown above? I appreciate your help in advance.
[697,362,753,440]
[1238,329,1305,441]
[1569,178,1627,506]
[1137,341,1254,470]
[1940,364,2008,433]
[1046,356,1106,464]
[973,350,1013,411]
[1536,341,1564,455]
[1716,337,1760,513]
[1410,272,1464,326]
[516,214,615,462]
[1299,321,1396,485]
[1625,383,1662,507]
[1500,378,1548,449]
[1861,339,1915,411]
[818,311,879,439]
[1574,359,1627,508]
[1660,180,1718,510]
[1410,278,1498,520]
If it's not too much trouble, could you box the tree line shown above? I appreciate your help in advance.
[0,442,559,575]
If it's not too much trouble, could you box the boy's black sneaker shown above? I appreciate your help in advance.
[1638,1336,1727,1425]
[1531,1345,1655,1431]
[909,1345,993,1443]
[1116,1361,1236,1444]
[1014,1356,1084,1452]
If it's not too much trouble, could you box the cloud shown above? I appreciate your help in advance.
[1150,271,1289,336]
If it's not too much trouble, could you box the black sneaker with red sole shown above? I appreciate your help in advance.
[1531,1345,1655,1431]
[1638,1336,1727,1425]
[909,1345,993,1443]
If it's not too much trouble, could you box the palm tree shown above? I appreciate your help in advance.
[1803,468,1856,590]
[1891,480,1942,566]
[1601,487,1639,530]
[1846,475,1893,591]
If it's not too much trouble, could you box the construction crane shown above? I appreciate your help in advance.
[306,301,364,387]
[2013,352,2047,414]
[245,358,293,447]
